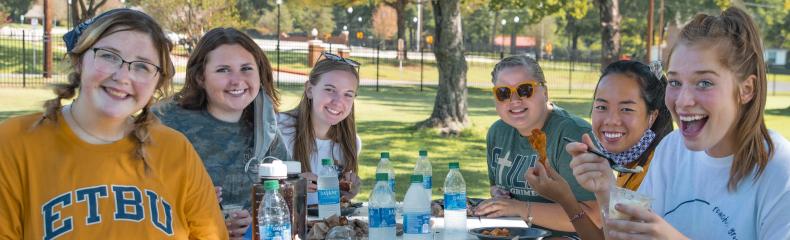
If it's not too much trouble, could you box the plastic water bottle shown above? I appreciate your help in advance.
[368,173,396,240]
[376,152,396,192]
[443,162,467,239]
[317,158,341,219]
[259,180,292,240]
[413,150,432,201]
[403,175,431,240]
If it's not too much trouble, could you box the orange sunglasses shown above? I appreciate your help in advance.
[492,81,545,102]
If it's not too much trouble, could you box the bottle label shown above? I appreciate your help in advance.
[422,175,432,189]
[403,212,431,234]
[368,207,396,228]
[317,188,340,205]
[261,223,292,240]
[389,179,396,192]
[444,193,466,210]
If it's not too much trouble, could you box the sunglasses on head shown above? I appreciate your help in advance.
[321,52,360,67]
[492,81,545,102]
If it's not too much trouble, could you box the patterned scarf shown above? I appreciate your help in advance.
[597,129,656,165]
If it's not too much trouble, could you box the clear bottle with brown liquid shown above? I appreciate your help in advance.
[252,160,306,240]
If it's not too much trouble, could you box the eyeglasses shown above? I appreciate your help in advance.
[492,81,545,102]
[321,51,360,67]
[91,48,162,82]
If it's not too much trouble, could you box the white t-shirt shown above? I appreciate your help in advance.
[638,130,790,239]
[277,113,362,204]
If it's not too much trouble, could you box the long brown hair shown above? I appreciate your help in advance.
[668,7,774,191]
[173,27,279,128]
[37,9,175,163]
[284,59,359,174]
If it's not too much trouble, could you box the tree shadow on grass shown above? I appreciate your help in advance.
[355,120,491,199]
[355,86,439,117]
[0,110,36,122]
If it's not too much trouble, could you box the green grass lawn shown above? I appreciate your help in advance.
[2,87,790,201]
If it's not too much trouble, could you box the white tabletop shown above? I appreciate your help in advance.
[309,204,530,240]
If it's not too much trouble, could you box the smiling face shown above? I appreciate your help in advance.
[202,44,260,121]
[77,29,160,120]
[666,43,745,154]
[493,66,549,135]
[307,70,357,128]
[592,73,656,153]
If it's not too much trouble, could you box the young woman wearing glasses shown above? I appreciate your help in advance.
[0,9,227,238]
[278,53,362,205]
[474,55,601,238]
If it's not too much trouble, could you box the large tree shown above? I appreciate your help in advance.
[596,0,620,67]
[555,1,596,52]
[0,0,33,22]
[287,2,335,37]
[68,0,113,26]
[418,0,468,135]
[141,0,243,51]
[371,3,397,44]
[382,0,410,58]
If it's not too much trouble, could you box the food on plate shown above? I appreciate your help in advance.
[526,129,548,165]
[481,228,511,237]
[306,215,403,239]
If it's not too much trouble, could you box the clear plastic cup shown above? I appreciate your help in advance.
[221,203,244,220]
[608,187,652,220]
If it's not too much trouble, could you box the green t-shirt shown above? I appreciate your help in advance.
[486,105,596,203]
[153,101,290,208]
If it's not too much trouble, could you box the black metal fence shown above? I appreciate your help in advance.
[0,30,69,88]
[2,31,788,97]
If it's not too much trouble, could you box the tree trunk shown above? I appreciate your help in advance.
[386,0,409,60]
[70,1,80,26]
[419,0,469,136]
[70,0,108,26]
[565,12,580,53]
[491,11,499,52]
[596,0,620,68]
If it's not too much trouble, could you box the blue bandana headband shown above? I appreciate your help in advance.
[597,129,656,166]
[62,8,128,53]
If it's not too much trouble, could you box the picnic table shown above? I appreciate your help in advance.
[307,203,531,240]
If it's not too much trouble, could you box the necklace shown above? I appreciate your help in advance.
[67,104,124,143]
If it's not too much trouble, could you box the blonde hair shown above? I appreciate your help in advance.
[668,7,773,191]
[284,59,359,174]
[37,9,175,164]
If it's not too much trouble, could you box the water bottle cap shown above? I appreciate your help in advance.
[410,174,423,183]
[321,158,333,166]
[283,161,302,174]
[375,173,389,181]
[258,160,287,178]
[419,150,427,157]
[380,152,389,159]
[264,180,280,190]
[448,162,460,169]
